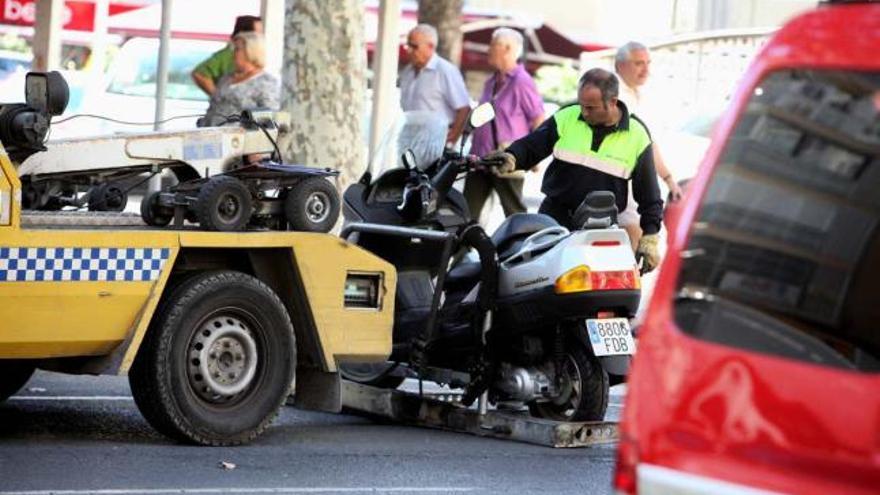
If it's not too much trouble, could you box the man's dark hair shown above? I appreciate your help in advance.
[578,68,619,105]
[232,15,261,37]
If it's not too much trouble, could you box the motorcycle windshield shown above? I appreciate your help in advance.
[369,110,447,175]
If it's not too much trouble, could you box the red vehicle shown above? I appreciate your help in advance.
[615,2,880,494]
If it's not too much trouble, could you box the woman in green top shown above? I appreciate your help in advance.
[191,15,262,97]
[199,32,280,127]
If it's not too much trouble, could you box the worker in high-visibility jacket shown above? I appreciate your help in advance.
[486,67,664,272]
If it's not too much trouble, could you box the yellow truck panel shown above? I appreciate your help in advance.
[0,281,155,357]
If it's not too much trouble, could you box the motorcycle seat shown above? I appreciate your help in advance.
[491,213,559,259]
[445,213,559,292]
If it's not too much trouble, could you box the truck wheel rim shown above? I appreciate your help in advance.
[305,192,330,223]
[188,315,259,402]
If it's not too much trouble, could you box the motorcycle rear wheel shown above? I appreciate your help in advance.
[528,341,609,422]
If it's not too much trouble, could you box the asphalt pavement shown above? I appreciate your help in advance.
[0,371,623,495]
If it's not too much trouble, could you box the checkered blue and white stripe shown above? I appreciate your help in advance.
[0,247,170,282]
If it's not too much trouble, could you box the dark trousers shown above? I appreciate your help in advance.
[463,172,526,221]
[537,196,573,230]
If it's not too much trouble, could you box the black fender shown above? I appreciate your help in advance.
[569,325,631,378]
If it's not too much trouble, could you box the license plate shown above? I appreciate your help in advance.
[586,318,635,356]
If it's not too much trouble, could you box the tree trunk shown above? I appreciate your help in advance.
[279,0,366,213]
[417,0,463,67]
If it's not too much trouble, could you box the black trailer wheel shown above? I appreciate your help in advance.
[195,176,253,231]
[140,191,173,227]
[88,183,128,212]
[129,271,296,445]
[0,360,36,403]
[284,177,340,232]
[528,339,609,422]
[339,362,405,389]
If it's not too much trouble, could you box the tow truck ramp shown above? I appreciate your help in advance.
[341,380,618,448]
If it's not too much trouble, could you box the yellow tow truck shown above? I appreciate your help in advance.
[0,72,396,445]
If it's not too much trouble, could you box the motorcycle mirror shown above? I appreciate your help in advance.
[469,102,495,129]
[25,71,69,117]
[401,149,417,170]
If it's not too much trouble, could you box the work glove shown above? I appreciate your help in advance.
[665,176,684,203]
[483,150,517,177]
[636,233,660,274]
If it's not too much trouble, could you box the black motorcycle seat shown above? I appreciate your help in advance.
[491,213,559,260]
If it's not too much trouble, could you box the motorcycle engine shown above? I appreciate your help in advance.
[494,363,553,402]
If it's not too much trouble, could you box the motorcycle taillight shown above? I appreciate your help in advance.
[613,435,639,494]
[591,269,640,290]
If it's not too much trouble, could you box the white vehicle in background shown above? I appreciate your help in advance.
[53,37,225,138]
[657,106,721,191]
[0,49,31,81]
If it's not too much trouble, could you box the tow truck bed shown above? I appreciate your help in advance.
[341,381,618,448]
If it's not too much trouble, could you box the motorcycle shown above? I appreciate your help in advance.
[340,104,639,421]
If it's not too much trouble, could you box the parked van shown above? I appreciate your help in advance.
[615,2,880,494]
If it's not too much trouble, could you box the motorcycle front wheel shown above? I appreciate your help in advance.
[528,340,609,422]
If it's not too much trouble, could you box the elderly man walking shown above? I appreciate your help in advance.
[466,28,545,220]
[614,41,683,248]
[399,24,471,147]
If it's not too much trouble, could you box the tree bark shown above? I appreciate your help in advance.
[279,0,367,210]
[417,0,464,67]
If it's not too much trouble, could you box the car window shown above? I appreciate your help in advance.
[675,69,880,373]
[107,41,219,101]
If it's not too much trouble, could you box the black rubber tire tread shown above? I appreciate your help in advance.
[129,270,295,445]
[528,339,609,422]
[339,362,405,389]
[0,360,36,402]
[88,183,128,212]
[140,191,172,227]
[195,176,253,231]
[284,177,340,233]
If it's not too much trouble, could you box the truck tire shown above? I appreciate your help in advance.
[129,271,295,445]
[528,339,609,422]
[339,362,405,389]
[0,360,36,403]
[140,191,173,227]
[195,176,253,231]
[88,183,128,212]
[284,178,340,233]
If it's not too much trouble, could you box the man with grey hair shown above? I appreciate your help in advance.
[615,41,683,247]
[466,27,544,220]
[486,68,664,272]
[399,24,471,146]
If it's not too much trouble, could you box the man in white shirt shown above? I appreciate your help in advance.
[399,24,471,147]
[615,41,683,248]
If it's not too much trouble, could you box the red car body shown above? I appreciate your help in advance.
[616,3,880,494]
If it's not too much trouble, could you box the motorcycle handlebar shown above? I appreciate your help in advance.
[463,155,507,173]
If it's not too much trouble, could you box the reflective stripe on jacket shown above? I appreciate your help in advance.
[551,105,651,180]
